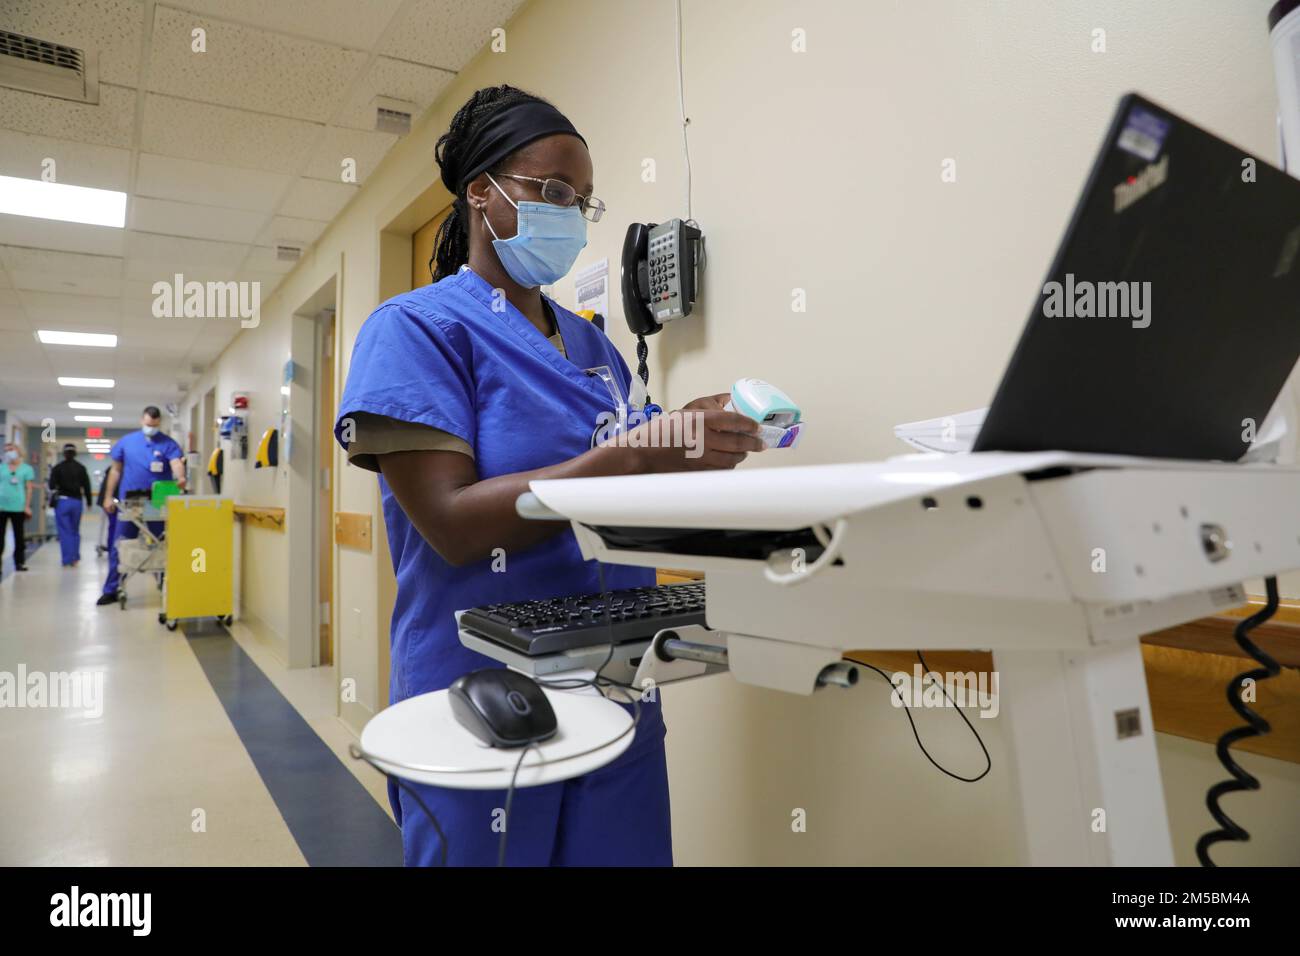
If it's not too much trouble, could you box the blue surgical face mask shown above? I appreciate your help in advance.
[142,425,159,438]
[482,172,587,288]
[3,450,17,463]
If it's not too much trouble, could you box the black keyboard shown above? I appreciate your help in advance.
[459,582,706,656]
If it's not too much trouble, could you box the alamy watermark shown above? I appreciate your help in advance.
[1041,273,1151,329]
[890,664,999,718]
[151,273,261,328]
[594,409,703,458]
[0,665,104,718]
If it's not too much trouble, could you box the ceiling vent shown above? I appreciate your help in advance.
[373,96,413,135]
[0,30,98,104]
[276,244,303,262]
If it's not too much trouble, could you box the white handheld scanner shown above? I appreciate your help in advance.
[724,378,805,448]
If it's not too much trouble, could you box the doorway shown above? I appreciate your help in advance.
[317,309,336,666]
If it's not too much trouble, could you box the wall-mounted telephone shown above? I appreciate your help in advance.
[620,218,702,336]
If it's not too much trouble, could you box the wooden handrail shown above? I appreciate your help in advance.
[233,505,285,531]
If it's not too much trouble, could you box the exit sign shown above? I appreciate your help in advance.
[86,427,103,438]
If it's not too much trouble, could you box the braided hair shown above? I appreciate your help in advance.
[430,85,551,283]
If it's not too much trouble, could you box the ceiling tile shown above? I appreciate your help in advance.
[135,153,291,211]
[2,0,146,87]
[1,240,125,297]
[124,231,248,279]
[18,289,122,326]
[0,83,136,149]
[380,0,526,71]
[302,126,396,182]
[147,6,368,123]
[8,272,122,299]
[160,0,406,50]
[278,177,356,220]
[334,56,454,131]
[0,246,124,278]
[243,245,296,274]
[140,93,320,173]
[255,215,326,248]
[130,196,269,244]
[0,216,127,257]
[0,131,132,190]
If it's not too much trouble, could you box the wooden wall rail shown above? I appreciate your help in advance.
[334,511,373,551]
[233,505,285,532]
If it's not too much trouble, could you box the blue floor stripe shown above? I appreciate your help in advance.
[187,629,403,867]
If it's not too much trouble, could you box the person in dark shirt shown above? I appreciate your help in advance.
[49,443,93,567]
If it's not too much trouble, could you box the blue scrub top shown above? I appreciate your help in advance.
[112,430,183,493]
[337,266,656,702]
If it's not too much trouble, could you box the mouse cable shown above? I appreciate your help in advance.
[497,741,538,867]
[1195,575,1282,867]
[844,650,992,783]
[503,560,643,866]
[348,743,449,866]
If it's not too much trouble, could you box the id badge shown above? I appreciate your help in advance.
[150,461,164,473]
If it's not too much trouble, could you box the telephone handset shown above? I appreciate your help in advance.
[620,218,702,336]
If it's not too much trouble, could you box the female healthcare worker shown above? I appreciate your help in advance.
[336,85,764,866]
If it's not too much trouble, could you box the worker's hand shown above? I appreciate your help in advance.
[681,392,731,412]
[103,499,117,516]
[619,408,764,472]
[176,476,188,490]
[24,507,31,519]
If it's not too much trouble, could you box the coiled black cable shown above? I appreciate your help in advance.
[635,333,650,403]
[1194,575,1282,867]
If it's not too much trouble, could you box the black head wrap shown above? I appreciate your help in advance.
[440,99,587,193]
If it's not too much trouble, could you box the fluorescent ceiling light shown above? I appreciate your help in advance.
[74,415,113,423]
[0,175,126,228]
[38,329,118,348]
[68,401,113,410]
[57,377,114,388]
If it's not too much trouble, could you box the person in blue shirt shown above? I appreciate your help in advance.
[96,406,186,606]
[336,85,764,866]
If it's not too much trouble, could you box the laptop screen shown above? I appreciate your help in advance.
[973,93,1300,461]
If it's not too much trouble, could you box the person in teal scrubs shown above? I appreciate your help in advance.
[337,85,765,865]
[0,442,36,573]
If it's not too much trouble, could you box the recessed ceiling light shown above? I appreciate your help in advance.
[68,401,113,410]
[0,175,126,228]
[74,415,113,423]
[57,377,114,388]
[38,329,118,348]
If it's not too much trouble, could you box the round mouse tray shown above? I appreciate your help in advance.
[359,685,636,789]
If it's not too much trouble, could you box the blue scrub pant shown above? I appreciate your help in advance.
[55,498,84,565]
[393,700,673,866]
[102,515,164,596]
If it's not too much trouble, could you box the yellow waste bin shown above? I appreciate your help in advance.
[163,495,234,629]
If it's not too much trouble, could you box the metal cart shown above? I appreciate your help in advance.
[113,493,167,609]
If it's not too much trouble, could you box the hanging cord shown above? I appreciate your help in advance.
[673,0,692,220]
[635,333,651,403]
[845,651,992,783]
[1195,576,1282,867]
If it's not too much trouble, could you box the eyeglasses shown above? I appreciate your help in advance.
[496,173,606,222]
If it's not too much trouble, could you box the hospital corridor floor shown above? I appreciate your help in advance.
[0,524,402,866]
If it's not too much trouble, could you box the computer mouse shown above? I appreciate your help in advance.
[448,669,558,748]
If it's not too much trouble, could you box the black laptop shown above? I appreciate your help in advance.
[972,93,1300,461]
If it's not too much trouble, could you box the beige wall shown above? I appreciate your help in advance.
[182,0,1300,864]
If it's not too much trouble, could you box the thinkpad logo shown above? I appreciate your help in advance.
[1114,155,1168,213]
